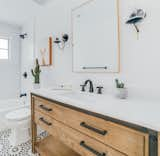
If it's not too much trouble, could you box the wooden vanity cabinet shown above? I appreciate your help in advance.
[31,95,149,156]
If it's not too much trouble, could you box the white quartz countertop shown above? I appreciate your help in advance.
[31,89,160,131]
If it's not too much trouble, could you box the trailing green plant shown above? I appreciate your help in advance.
[31,59,41,84]
[115,79,125,89]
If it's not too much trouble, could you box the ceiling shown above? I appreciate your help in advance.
[0,0,55,26]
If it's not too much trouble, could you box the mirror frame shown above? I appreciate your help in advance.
[71,0,120,73]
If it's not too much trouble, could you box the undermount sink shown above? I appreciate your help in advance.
[41,88,113,103]
[61,91,105,102]
[49,88,72,94]
[47,81,104,102]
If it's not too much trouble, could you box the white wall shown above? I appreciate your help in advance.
[0,0,41,26]
[22,0,160,100]
[0,22,21,99]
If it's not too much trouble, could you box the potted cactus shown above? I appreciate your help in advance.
[31,59,41,89]
[115,79,128,99]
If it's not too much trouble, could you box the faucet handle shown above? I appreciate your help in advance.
[80,85,86,92]
[96,86,103,94]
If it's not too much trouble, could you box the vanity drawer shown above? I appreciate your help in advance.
[34,96,148,156]
[34,98,54,115]
[60,109,147,156]
[34,110,54,133]
[34,110,126,156]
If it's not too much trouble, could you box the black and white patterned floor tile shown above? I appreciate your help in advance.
[0,129,47,156]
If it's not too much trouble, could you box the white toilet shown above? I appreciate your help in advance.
[5,108,31,146]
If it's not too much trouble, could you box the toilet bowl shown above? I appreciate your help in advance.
[5,108,31,146]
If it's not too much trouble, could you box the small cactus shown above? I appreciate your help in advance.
[115,79,125,88]
[31,59,41,84]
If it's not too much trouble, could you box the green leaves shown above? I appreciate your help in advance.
[31,59,41,84]
[115,79,125,88]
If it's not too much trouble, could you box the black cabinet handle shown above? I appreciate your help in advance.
[80,122,107,136]
[39,117,52,126]
[39,105,52,112]
[80,141,106,156]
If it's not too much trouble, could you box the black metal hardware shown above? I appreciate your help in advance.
[84,80,94,93]
[54,34,69,50]
[20,93,27,98]
[126,9,146,34]
[80,141,106,156]
[39,117,52,126]
[54,34,69,44]
[62,34,69,42]
[23,72,28,78]
[39,105,52,112]
[80,85,86,92]
[97,86,103,94]
[19,33,27,39]
[82,66,107,70]
[80,122,107,136]
[149,134,158,156]
[54,38,61,44]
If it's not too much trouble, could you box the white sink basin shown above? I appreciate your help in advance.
[34,88,114,105]
[61,91,106,103]
[50,89,72,94]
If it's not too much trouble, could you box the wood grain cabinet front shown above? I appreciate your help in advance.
[34,110,126,156]
[32,95,149,156]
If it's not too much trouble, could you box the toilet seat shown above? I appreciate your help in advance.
[6,108,30,121]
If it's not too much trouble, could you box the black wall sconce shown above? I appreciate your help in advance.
[126,9,146,39]
[54,34,69,50]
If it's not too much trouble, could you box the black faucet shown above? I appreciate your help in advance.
[83,80,94,93]
[20,93,27,98]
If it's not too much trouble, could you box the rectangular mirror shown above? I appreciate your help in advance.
[72,0,120,73]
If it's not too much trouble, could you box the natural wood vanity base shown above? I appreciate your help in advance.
[31,94,150,156]
[35,136,80,156]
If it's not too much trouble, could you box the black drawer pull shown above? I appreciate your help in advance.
[80,122,107,136]
[80,141,106,156]
[39,117,52,126]
[39,105,52,112]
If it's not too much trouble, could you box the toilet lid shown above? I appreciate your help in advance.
[6,108,30,121]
